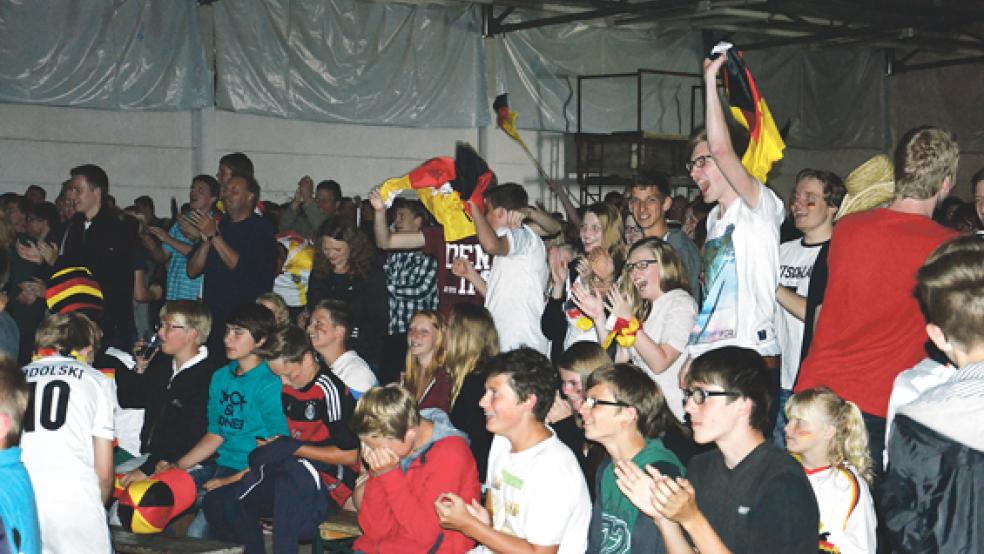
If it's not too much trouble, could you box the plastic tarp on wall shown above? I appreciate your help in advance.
[0,0,211,110]
[492,18,886,149]
[744,46,886,150]
[490,22,703,135]
[214,0,488,128]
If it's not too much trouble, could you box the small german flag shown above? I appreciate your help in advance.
[714,42,785,184]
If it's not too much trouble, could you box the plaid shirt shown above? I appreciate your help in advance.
[384,251,438,334]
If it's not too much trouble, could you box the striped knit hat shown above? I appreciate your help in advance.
[46,266,104,315]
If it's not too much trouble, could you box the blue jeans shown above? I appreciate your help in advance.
[186,463,239,539]
[772,388,794,447]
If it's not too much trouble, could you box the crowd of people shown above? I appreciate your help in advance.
[1,57,983,554]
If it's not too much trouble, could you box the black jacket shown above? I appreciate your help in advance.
[59,207,137,345]
[307,268,388,369]
[880,414,984,554]
[115,351,219,475]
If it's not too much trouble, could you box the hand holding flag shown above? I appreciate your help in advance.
[710,41,785,183]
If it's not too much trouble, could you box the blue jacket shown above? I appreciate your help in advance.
[0,447,41,554]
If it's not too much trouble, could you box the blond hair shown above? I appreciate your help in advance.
[583,202,626,262]
[893,126,959,201]
[403,310,446,402]
[445,304,499,406]
[159,301,212,345]
[256,292,290,327]
[35,312,99,355]
[0,357,29,447]
[621,237,691,320]
[785,387,873,484]
[556,341,613,392]
[350,384,420,439]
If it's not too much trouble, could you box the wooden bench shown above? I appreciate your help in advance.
[111,526,245,554]
[311,509,362,554]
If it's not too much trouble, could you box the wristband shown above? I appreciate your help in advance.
[602,317,640,349]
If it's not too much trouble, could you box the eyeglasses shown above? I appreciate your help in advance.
[588,274,613,288]
[685,155,713,173]
[583,396,630,410]
[683,388,741,405]
[625,259,659,273]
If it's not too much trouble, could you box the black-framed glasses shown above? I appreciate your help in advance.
[683,388,740,405]
[583,396,630,410]
[625,259,659,273]
[685,155,713,173]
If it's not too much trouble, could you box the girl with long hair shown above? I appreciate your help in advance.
[785,387,877,554]
[445,304,499,483]
[401,310,451,412]
[308,215,387,369]
[542,201,626,360]
[574,237,696,421]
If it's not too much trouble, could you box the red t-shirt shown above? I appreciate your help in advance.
[421,226,492,315]
[795,209,957,417]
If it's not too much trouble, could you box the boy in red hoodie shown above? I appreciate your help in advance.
[350,384,480,553]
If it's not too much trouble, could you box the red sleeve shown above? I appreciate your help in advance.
[370,436,480,549]
[357,478,398,543]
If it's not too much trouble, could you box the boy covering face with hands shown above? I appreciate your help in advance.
[350,384,480,553]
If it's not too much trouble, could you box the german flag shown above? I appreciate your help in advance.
[377,143,496,242]
[717,43,785,183]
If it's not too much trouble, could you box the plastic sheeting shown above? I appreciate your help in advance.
[0,0,211,110]
[492,19,886,149]
[214,0,488,128]
[744,46,886,150]
[491,23,703,135]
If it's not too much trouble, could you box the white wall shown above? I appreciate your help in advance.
[0,102,563,212]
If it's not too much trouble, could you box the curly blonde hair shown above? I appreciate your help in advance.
[785,387,873,484]
[402,310,447,402]
[444,304,499,406]
[313,215,376,282]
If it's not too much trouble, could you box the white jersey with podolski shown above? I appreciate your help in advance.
[20,355,115,477]
[21,355,116,554]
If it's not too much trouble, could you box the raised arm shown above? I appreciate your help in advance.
[468,200,510,256]
[370,188,426,250]
[703,55,760,209]
[546,178,582,227]
[524,205,562,238]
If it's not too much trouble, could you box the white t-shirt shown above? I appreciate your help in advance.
[806,464,877,554]
[690,184,784,357]
[484,225,549,354]
[330,350,377,399]
[776,238,825,389]
[629,289,697,421]
[478,433,591,554]
[21,355,115,554]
